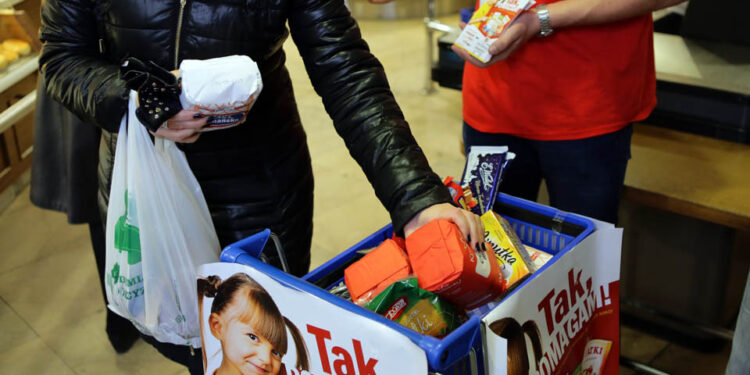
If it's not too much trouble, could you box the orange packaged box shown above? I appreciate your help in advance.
[405,219,505,310]
[344,239,412,305]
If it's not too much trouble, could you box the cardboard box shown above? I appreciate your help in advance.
[405,219,505,309]
[345,238,412,304]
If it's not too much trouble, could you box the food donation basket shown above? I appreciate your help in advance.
[219,193,596,374]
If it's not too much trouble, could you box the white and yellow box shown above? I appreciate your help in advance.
[453,0,534,63]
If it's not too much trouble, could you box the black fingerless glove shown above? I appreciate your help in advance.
[120,57,183,132]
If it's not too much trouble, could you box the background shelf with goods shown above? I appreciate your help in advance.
[0,0,39,211]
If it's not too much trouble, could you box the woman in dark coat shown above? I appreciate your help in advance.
[39,0,483,372]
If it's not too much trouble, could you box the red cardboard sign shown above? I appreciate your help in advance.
[482,220,622,375]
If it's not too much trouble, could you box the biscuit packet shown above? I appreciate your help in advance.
[365,278,461,338]
[481,211,536,290]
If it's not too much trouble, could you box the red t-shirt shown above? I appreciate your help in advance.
[462,1,656,140]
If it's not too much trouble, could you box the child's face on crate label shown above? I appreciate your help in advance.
[215,317,282,375]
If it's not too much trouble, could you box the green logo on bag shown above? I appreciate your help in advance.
[108,261,144,298]
[114,191,141,265]
[111,263,120,282]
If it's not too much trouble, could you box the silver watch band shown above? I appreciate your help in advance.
[535,4,553,37]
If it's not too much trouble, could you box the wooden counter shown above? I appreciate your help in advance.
[624,123,750,231]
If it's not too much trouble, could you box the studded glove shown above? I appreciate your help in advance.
[120,57,183,132]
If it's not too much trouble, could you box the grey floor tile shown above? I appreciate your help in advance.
[0,243,102,336]
[0,188,91,274]
[0,297,37,352]
[0,336,75,375]
[40,308,186,375]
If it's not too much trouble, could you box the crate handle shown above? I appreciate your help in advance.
[263,233,290,273]
[220,229,290,273]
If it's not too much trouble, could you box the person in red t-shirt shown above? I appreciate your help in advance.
[453,0,685,224]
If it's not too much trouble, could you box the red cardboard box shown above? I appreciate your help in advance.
[345,239,412,305]
[405,219,505,309]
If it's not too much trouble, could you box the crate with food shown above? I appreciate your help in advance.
[208,145,612,374]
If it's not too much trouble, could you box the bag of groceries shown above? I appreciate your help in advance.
[104,92,220,347]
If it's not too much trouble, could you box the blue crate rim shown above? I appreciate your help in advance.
[221,193,595,372]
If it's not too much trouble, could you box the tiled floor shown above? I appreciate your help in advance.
[0,16,734,375]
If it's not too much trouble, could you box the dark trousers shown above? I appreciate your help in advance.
[140,335,204,375]
[462,123,633,224]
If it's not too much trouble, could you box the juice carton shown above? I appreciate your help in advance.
[453,0,535,63]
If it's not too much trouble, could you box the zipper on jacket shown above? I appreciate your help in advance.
[174,0,187,70]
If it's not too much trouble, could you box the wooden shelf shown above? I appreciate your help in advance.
[0,53,37,93]
[0,0,26,9]
[625,123,750,231]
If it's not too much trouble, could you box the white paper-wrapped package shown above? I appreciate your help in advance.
[179,55,263,131]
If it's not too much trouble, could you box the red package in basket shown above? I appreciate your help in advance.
[345,239,412,305]
[405,219,505,309]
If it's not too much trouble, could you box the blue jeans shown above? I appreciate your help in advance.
[463,123,632,224]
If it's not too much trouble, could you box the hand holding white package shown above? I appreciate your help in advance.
[179,55,263,131]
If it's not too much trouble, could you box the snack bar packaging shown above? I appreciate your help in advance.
[443,176,476,211]
[179,55,263,131]
[527,246,554,269]
[344,239,412,305]
[461,146,508,215]
[453,0,535,63]
[577,339,612,375]
[365,278,461,338]
[498,151,516,188]
[482,210,537,290]
[405,219,505,310]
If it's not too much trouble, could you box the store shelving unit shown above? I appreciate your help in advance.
[0,0,39,198]
[0,0,26,9]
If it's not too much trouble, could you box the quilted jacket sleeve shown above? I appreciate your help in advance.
[39,0,128,132]
[288,0,453,233]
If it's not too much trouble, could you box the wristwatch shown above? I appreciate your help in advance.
[535,4,554,37]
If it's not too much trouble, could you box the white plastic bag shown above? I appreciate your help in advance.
[179,55,263,131]
[105,91,220,347]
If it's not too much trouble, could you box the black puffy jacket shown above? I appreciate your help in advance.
[40,0,452,275]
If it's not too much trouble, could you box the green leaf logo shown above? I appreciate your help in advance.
[114,190,142,265]
[111,263,120,284]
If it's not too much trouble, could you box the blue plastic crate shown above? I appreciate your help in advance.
[221,193,594,374]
